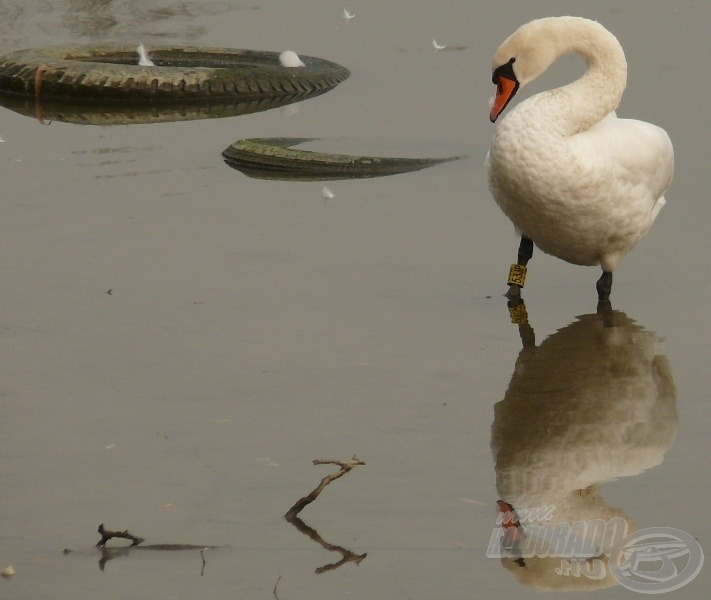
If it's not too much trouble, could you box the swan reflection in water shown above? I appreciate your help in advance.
[490,306,677,591]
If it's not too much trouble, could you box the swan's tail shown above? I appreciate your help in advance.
[651,196,666,222]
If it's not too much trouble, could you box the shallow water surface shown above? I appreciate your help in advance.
[1,1,709,598]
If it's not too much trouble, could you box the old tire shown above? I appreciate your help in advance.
[0,45,350,102]
[222,138,462,181]
[0,92,323,126]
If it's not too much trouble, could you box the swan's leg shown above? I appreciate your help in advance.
[596,270,613,302]
[517,237,534,264]
[506,237,533,298]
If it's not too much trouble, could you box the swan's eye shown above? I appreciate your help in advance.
[492,57,517,84]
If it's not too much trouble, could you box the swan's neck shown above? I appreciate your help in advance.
[534,19,627,134]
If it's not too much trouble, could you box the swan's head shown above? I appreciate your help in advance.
[489,19,560,122]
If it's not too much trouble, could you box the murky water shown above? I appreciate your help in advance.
[1,1,709,598]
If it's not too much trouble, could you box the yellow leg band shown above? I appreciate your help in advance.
[507,264,527,287]
[508,302,529,325]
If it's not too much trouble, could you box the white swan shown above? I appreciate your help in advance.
[485,17,674,301]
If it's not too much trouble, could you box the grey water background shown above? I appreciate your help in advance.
[0,1,709,598]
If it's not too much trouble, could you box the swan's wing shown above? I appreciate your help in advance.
[572,114,674,210]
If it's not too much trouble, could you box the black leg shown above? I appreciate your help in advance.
[596,271,613,302]
[517,237,534,266]
[506,237,533,299]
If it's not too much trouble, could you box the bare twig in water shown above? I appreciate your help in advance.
[66,528,217,571]
[285,455,365,519]
[96,523,145,547]
[34,64,48,99]
[284,456,367,573]
[273,574,282,598]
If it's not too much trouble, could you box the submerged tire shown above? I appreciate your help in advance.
[222,138,462,181]
[0,45,350,101]
[0,91,324,126]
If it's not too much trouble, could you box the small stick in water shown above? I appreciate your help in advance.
[285,456,365,519]
[34,64,48,98]
[96,523,145,547]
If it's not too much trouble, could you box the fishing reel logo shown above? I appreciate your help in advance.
[610,527,704,594]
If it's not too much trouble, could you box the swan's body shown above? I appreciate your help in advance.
[485,17,673,300]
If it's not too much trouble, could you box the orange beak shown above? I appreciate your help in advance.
[490,76,519,123]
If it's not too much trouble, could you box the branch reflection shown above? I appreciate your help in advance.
[286,514,367,574]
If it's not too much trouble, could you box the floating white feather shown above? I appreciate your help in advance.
[433,38,446,51]
[279,50,305,68]
[322,186,336,200]
[137,43,154,67]
[343,7,355,20]
[1,565,16,578]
